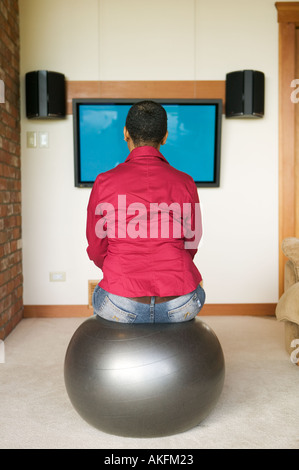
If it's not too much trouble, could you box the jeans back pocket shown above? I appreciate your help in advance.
[98,296,137,324]
[167,293,202,323]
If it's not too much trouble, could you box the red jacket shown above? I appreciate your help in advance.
[86,146,202,297]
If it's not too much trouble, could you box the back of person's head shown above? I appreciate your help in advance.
[125,100,167,148]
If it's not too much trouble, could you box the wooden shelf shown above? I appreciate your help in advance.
[66,80,226,114]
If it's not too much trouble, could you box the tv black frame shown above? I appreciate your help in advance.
[73,98,222,188]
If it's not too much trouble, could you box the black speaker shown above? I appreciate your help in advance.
[225,70,264,118]
[25,70,66,119]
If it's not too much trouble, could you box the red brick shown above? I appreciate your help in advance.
[0,0,22,340]
[0,270,11,287]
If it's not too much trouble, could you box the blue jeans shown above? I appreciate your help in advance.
[92,284,205,324]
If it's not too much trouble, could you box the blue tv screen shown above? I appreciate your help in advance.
[73,98,222,187]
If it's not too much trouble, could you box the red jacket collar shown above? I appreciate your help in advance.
[125,146,169,164]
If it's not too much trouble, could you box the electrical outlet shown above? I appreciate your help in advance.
[49,272,66,282]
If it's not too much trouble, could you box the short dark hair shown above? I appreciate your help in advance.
[125,100,167,147]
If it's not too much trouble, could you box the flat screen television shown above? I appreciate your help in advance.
[73,98,222,188]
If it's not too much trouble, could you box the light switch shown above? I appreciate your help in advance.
[39,132,49,148]
[27,131,37,148]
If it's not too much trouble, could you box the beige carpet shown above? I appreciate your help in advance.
[0,315,298,449]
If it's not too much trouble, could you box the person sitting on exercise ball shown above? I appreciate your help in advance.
[86,100,205,323]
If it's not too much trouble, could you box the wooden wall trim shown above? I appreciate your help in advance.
[66,80,226,115]
[24,305,91,318]
[275,2,299,24]
[296,30,299,237]
[276,16,297,296]
[203,304,276,316]
[23,303,277,318]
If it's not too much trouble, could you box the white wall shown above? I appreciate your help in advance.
[19,0,283,305]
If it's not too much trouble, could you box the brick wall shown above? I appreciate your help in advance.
[0,0,22,340]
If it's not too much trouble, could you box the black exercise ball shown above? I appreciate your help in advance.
[64,315,225,438]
